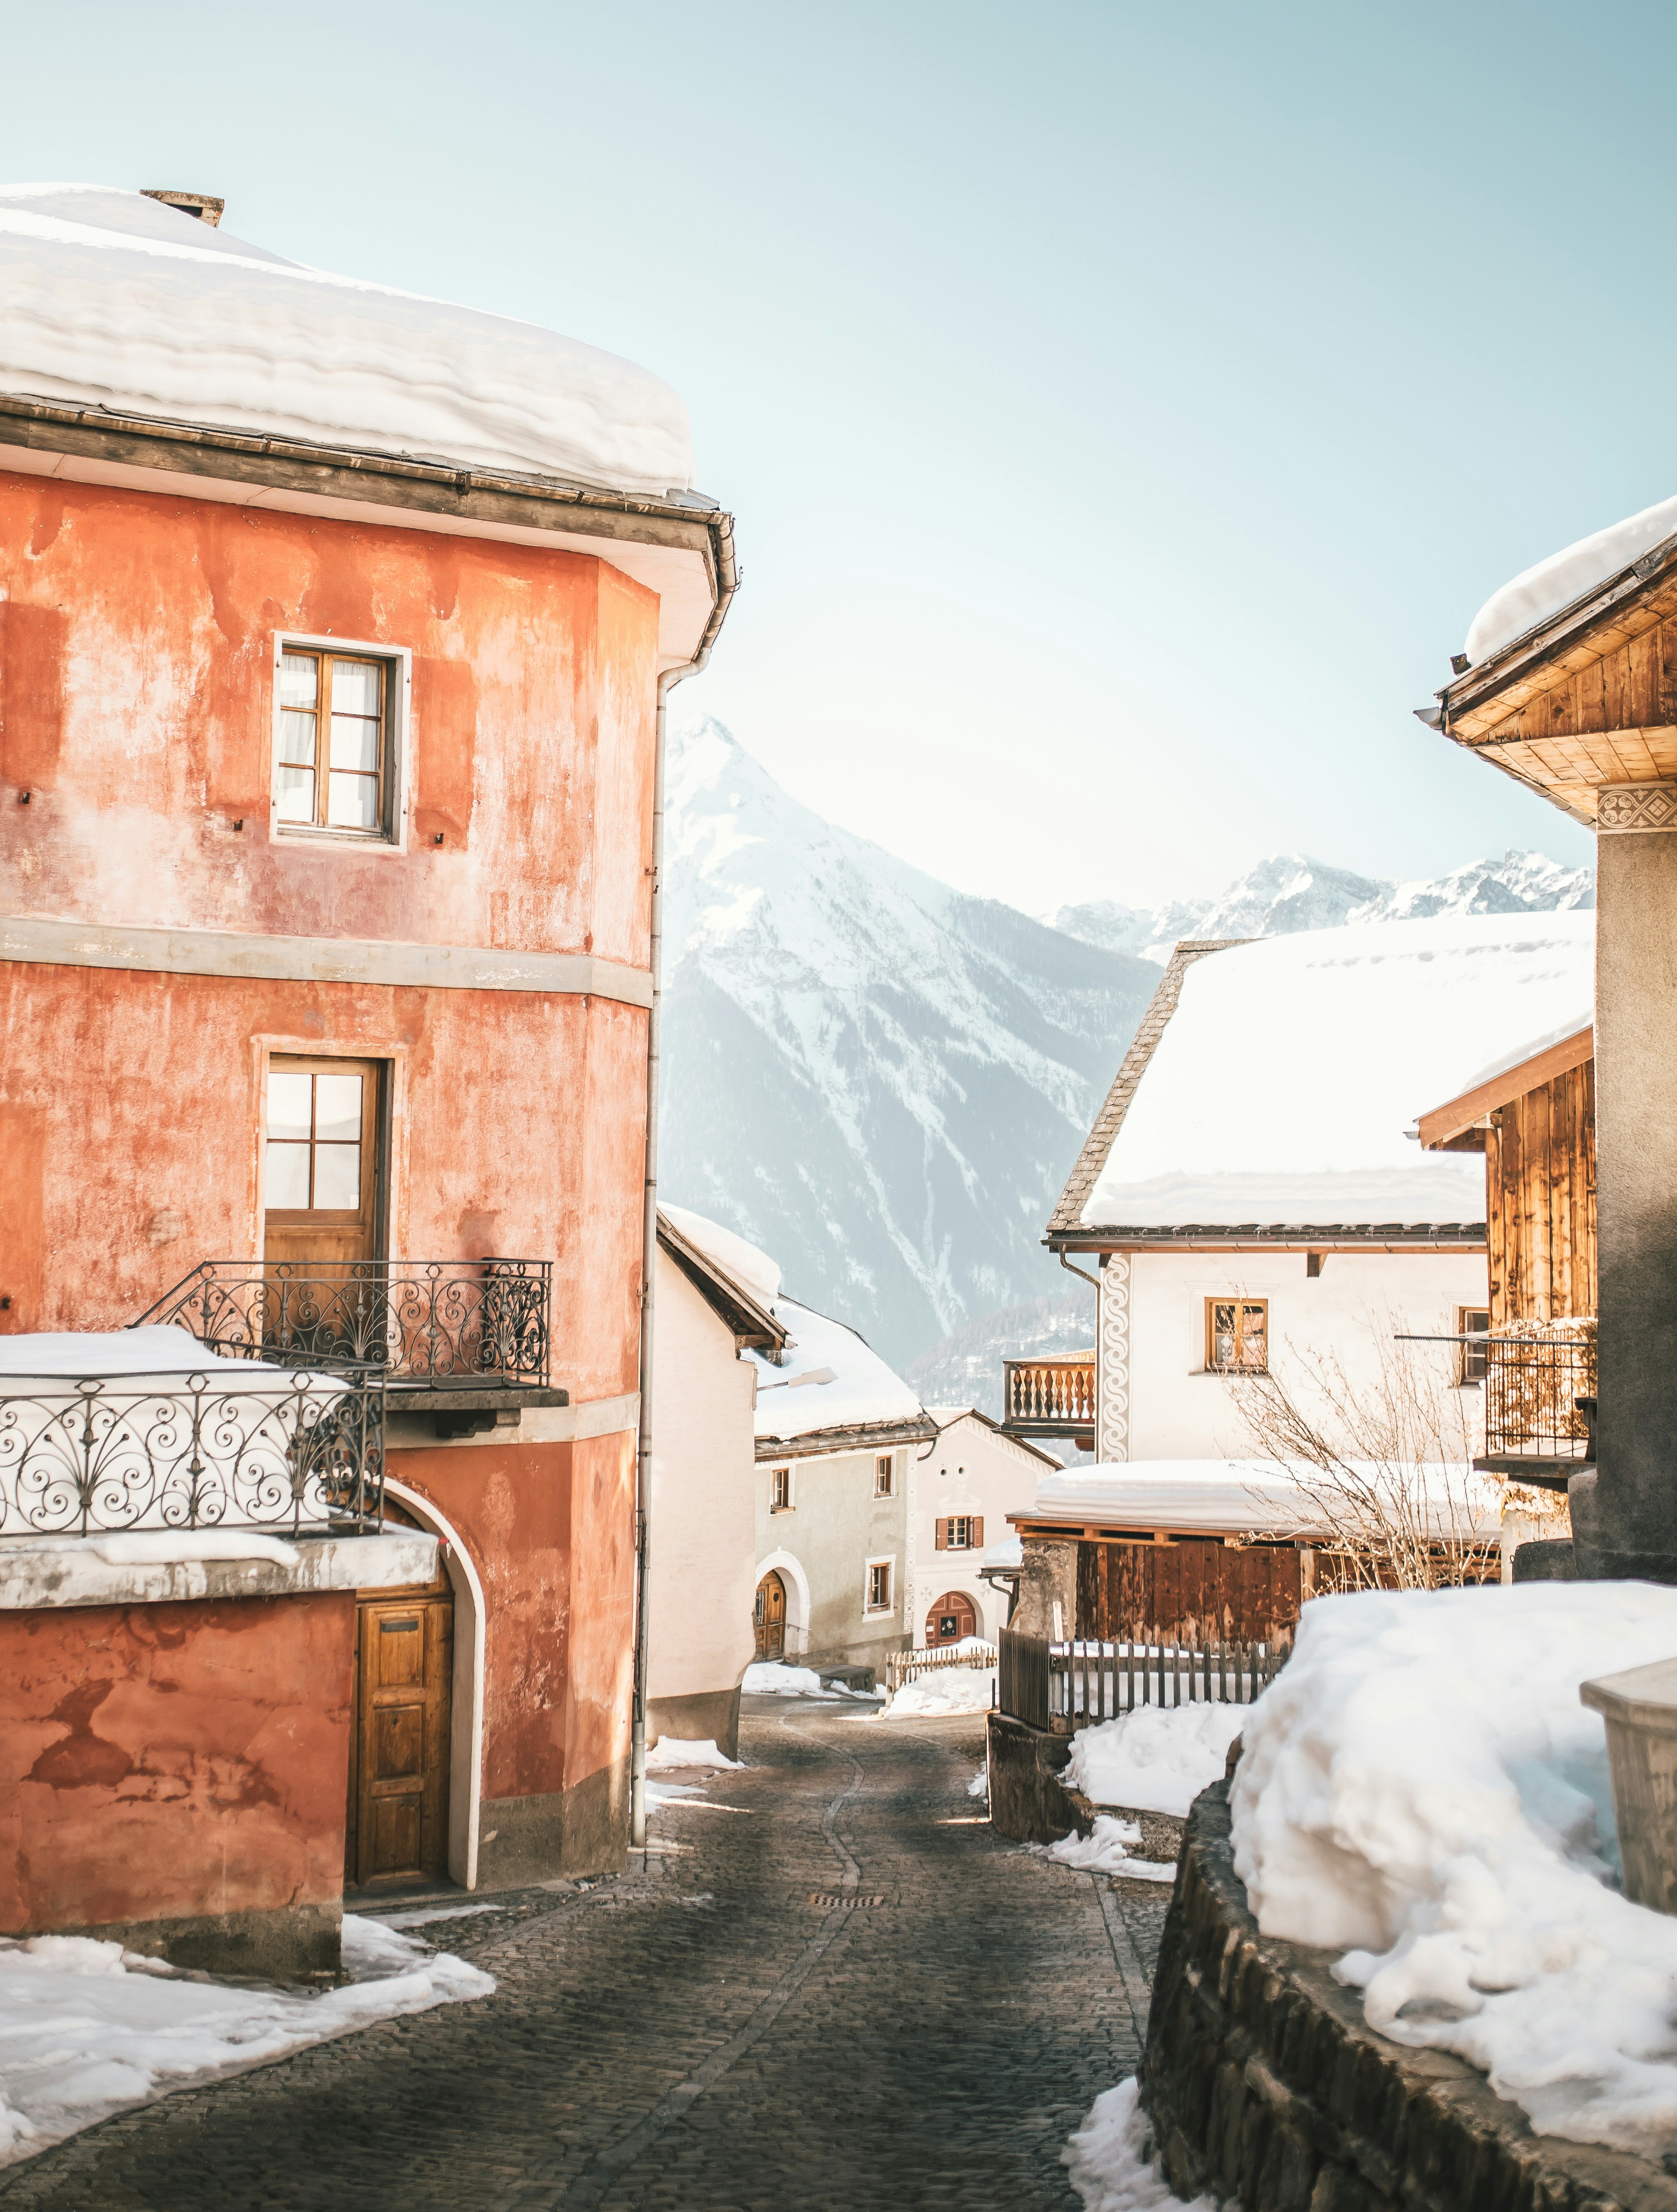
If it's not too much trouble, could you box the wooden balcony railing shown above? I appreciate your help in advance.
[1001,1352,1096,1437]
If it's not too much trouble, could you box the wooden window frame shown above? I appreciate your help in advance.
[864,1557,894,1615]
[874,1453,894,1497]
[1205,1297,1269,1373]
[769,1465,793,1512]
[1458,1306,1491,1387]
[262,1055,385,1254]
[271,632,411,851]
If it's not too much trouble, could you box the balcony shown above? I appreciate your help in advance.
[0,1366,383,1540]
[134,1259,565,1437]
[1476,1320,1597,1489]
[1001,1352,1097,1442]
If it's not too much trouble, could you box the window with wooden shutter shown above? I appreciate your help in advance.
[934,1518,947,1550]
[1206,1297,1268,1372]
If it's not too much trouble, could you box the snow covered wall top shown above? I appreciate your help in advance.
[1080,908,1595,1230]
[0,184,694,497]
[1465,491,1677,665]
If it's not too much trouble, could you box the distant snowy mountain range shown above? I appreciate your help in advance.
[1053,845,1601,960]
[660,718,1594,1372]
[1045,850,1594,966]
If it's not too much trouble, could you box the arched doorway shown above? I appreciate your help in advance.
[754,1570,787,1662]
[925,1591,978,1646]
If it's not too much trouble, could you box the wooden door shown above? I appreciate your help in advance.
[263,1056,383,1269]
[926,1591,978,1645]
[347,1586,453,1889]
[754,1571,786,1662]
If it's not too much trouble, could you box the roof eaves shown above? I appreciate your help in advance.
[657,1212,788,1350]
[754,1414,939,1462]
[1046,939,1249,1238]
[1053,1222,1488,1248]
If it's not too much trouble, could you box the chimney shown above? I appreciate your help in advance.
[141,189,225,229]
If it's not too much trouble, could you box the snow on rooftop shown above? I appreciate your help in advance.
[1465,491,1677,666]
[1080,909,1594,1230]
[1027,1460,1503,1542]
[749,1297,926,1444]
[0,184,693,497]
[661,1203,781,1312]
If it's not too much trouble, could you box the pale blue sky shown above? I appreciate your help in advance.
[10,1,1657,908]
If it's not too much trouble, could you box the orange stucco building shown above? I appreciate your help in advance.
[0,184,735,1967]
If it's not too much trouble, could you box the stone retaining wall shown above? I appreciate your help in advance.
[1143,1780,1677,2212]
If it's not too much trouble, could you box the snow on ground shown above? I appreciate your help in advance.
[1232,1581,1677,2162]
[1040,1818,1177,1884]
[1066,1703,1247,1819]
[884,1665,994,1717]
[969,1761,989,1799]
[1064,2078,1221,2211]
[1465,491,1677,665]
[740,1662,836,1697]
[0,1914,491,2167]
[1080,909,1594,1229]
[646,1737,743,1770]
[0,185,693,496]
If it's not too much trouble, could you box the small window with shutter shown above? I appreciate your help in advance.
[935,1516,985,1551]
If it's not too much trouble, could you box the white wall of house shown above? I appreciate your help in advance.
[648,1251,758,1741]
[908,1412,1055,1646]
[754,1445,909,1668]
[1119,1248,1489,1459]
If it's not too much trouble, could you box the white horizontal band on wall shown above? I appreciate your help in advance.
[0,914,654,1009]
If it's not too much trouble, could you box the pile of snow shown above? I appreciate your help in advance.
[749,1295,928,1443]
[1064,2078,1218,2211]
[884,1665,993,1716]
[741,1662,832,1697]
[646,1737,742,1771]
[1067,1703,1246,1819]
[0,185,692,496]
[0,1914,490,2166]
[1080,909,1594,1229]
[1232,1581,1677,2162]
[1041,1816,1176,1884]
[0,1326,337,1385]
[1030,1460,1502,1543]
[1465,493,1677,666]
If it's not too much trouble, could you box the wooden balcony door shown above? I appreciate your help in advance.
[263,1056,384,1268]
[346,1582,453,1889]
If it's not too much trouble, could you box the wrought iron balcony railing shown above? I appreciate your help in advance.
[0,1368,383,1540]
[1479,1321,1597,1481]
[134,1260,553,1390]
[1001,1352,1097,1437]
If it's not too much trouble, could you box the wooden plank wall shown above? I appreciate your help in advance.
[1482,606,1677,747]
[1077,1539,1304,1643]
[1487,1059,1596,1325]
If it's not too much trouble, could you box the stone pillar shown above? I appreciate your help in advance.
[1096,1253,1132,1464]
[1592,787,1677,1579]
[1010,1535,1078,1639]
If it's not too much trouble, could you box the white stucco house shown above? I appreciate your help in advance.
[647,1207,788,1759]
[908,1408,1059,1647]
[1036,911,1596,1463]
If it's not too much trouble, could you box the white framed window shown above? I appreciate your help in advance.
[1206,1297,1268,1372]
[864,1556,895,1615]
[874,1453,894,1497]
[272,634,411,849]
[1458,1306,1491,1386]
[770,1465,793,1512]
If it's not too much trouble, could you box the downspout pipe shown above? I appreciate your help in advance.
[630,514,738,1853]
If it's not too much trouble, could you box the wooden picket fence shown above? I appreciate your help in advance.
[884,1641,999,1694]
[997,1624,1290,1733]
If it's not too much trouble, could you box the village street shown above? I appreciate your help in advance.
[0,1696,1166,2212]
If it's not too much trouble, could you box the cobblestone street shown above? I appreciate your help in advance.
[0,1698,1167,2212]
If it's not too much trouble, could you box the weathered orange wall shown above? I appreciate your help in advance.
[0,1592,355,1934]
[390,1432,634,1804]
[0,474,658,967]
[0,963,646,1402]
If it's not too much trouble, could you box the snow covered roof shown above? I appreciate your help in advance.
[1052,909,1594,1238]
[1016,1460,1503,1542]
[1464,491,1677,667]
[656,1206,785,1353]
[0,184,693,497]
[661,1204,781,1312]
[750,1297,934,1458]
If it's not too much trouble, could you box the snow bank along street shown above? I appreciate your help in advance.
[0,1698,1168,2210]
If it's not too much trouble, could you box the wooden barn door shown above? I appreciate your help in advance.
[346,1579,453,1889]
[754,1571,787,1662]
